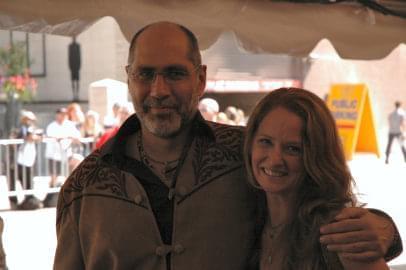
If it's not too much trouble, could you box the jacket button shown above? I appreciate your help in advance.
[134,194,143,204]
[173,244,185,254]
[168,188,176,200]
[155,246,165,256]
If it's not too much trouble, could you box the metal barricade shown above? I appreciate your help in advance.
[0,137,94,199]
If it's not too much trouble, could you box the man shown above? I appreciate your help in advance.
[45,107,81,187]
[385,101,406,164]
[54,22,401,270]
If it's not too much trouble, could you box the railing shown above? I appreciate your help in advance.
[0,137,94,203]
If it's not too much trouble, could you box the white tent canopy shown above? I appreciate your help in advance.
[0,0,405,60]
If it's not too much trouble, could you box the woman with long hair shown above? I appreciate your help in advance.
[244,88,388,269]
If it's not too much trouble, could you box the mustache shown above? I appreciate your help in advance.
[143,97,178,110]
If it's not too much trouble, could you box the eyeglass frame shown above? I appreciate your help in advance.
[126,64,202,84]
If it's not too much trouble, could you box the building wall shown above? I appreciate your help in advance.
[0,17,130,134]
[34,16,128,102]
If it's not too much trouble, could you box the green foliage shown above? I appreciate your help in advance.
[0,42,29,76]
[0,42,37,102]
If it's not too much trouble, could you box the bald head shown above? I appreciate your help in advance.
[127,21,201,67]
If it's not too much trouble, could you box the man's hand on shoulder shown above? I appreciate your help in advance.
[319,207,394,261]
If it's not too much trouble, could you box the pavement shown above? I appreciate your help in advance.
[0,152,405,270]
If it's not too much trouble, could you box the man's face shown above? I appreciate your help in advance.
[56,112,67,124]
[126,24,206,138]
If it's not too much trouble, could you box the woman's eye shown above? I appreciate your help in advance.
[258,138,272,146]
[286,145,302,155]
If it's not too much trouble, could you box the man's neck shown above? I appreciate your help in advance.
[141,125,192,163]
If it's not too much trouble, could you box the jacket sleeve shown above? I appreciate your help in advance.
[53,193,85,270]
[369,208,403,261]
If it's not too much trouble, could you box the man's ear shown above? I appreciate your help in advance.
[197,65,207,98]
[125,65,130,85]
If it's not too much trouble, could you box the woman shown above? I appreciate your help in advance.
[81,110,103,139]
[244,88,388,270]
[66,102,85,130]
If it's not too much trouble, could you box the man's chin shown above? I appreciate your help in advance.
[144,119,182,138]
[149,126,182,138]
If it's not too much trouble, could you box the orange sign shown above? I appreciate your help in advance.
[327,84,379,160]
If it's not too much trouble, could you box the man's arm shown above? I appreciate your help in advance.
[54,191,85,270]
[319,207,402,261]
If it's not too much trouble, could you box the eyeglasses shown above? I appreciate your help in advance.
[128,65,201,84]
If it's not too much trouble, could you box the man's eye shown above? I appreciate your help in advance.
[166,70,188,80]
[136,70,154,81]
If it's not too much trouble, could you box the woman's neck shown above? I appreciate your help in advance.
[266,194,294,228]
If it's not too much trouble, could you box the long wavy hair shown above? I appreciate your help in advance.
[244,88,357,270]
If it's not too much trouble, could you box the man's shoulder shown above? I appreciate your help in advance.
[58,150,106,204]
[208,121,244,141]
[200,121,245,154]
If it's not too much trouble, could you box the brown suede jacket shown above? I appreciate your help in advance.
[53,114,258,270]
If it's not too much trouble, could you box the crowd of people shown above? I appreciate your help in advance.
[5,101,134,209]
[198,97,247,126]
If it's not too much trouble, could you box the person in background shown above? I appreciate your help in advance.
[224,106,239,125]
[237,108,247,126]
[244,88,393,270]
[16,111,42,189]
[214,111,231,124]
[95,102,134,149]
[66,102,87,160]
[103,102,122,128]
[66,102,85,130]
[198,97,219,121]
[45,108,81,187]
[54,21,401,270]
[81,110,104,141]
[14,110,43,209]
[385,100,406,164]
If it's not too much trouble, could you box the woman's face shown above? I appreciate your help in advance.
[251,107,305,197]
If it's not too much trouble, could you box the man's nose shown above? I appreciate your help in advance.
[150,73,171,97]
